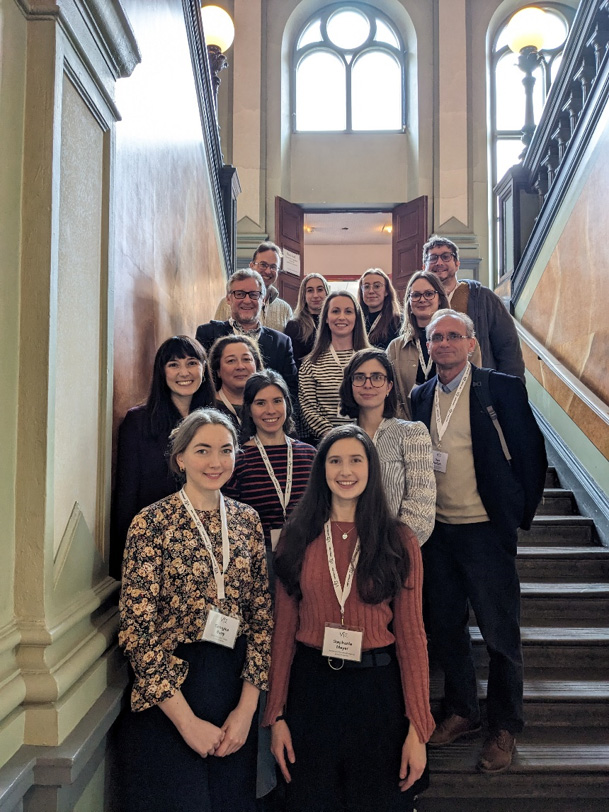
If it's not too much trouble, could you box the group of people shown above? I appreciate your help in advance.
[112,236,547,812]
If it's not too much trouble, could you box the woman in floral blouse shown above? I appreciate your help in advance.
[118,408,272,812]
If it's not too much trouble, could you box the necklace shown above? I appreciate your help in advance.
[334,521,355,540]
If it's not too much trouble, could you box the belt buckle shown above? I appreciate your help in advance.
[327,657,345,671]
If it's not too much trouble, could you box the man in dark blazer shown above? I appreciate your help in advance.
[411,309,546,774]
[196,268,298,403]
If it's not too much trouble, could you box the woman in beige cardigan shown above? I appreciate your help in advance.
[387,271,481,419]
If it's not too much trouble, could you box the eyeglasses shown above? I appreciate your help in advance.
[362,282,385,292]
[230,289,263,300]
[429,333,468,343]
[254,261,279,272]
[352,372,388,387]
[409,290,438,302]
[426,252,456,265]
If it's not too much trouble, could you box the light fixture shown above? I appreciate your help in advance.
[506,6,549,157]
[382,224,393,234]
[201,5,235,109]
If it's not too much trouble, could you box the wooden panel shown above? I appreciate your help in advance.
[278,271,300,309]
[275,196,305,302]
[392,196,428,299]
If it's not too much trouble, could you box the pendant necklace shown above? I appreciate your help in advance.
[334,522,354,540]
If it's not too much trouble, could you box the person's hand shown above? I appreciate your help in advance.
[270,719,295,782]
[399,725,426,791]
[179,716,225,758]
[214,705,256,757]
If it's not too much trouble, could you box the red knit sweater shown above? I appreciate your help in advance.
[263,522,435,744]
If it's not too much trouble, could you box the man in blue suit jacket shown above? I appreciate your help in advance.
[195,268,298,403]
[411,309,546,774]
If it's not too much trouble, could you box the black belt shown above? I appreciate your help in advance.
[296,642,394,670]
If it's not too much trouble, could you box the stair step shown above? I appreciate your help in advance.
[419,728,609,807]
[544,467,559,488]
[520,582,609,621]
[537,489,576,515]
[471,626,609,668]
[517,546,609,580]
[520,516,594,546]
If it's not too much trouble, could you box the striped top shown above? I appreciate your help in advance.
[298,348,354,441]
[263,522,435,744]
[222,439,316,546]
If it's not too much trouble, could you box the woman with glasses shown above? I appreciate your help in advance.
[111,336,216,578]
[357,268,403,349]
[208,335,263,430]
[339,348,435,545]
[298,291,370,444]
[387,271,481,419]
[284,273,330,367]
[264,424,434,812]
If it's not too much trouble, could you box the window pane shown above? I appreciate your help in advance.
[496,139,523,183]
[550,52,563,83]
[495,52,526,131]
[326,8,370,49]
[374,19,399,48]
[542,11,568,49]
[296,51,346,131]
[298,19,322,49]
[352,51,402,130]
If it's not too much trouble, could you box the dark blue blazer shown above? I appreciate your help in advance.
[411,365,547,542]
[195,320,298,403]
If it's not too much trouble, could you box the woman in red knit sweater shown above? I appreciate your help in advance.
[263,424,434,811]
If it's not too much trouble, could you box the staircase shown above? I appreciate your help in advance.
[419,468,609,812]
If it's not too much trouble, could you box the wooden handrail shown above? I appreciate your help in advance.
[516,321,609,427]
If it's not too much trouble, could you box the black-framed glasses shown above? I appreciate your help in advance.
[254,261,279,272]
[425,252,456,265]
[409,290,438,302]
[230,289,263,300]
[352,372,388,387]
[429,333,468,343]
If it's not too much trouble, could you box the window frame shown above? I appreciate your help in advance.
[292,2,407,134]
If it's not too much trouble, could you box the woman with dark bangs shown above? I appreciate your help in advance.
[110,335,215,576]
[263,424,434,812]
[358,268,403,350]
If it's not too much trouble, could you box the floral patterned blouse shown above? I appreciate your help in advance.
[119,492,273,711]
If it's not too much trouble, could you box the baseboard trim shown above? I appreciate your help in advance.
[534,405,609,548]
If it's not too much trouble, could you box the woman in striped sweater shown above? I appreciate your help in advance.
[298,291,370,444]
[339,348,436,545]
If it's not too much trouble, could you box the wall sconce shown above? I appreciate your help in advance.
[382,224,393,234]
[201,4,235,109]
[506,6,548,157]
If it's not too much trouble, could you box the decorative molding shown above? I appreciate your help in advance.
[534,405,609,548]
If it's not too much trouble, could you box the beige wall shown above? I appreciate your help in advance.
[305,243,393,279]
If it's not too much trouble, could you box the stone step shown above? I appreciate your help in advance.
[417,727,609,810]
[544,467,559,488]
[471,626,609,668]
[519,516,595,546]
[516,546,609,580]
[519,582,609,622]
[537,489,576,516]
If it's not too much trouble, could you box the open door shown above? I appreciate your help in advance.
[275,196,304,308]
[392,196,428,300]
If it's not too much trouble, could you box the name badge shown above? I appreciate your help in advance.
[270,528,282,551]
[201,608,240,649]
[322,623,363,662]
[433,450,448,473]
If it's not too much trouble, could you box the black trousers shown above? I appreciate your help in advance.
[284,643,428,812]
[115,637,257,812]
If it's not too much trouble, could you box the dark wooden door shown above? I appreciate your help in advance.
[275,196,304,308]
[392,196,428,301]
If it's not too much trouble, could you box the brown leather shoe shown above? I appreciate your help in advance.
[477,730,516,773]
[428,713,481,746]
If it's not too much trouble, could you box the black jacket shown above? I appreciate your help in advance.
[411,365,547,543]
[195,320,298,403]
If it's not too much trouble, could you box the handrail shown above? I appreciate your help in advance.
[516,321,609,427]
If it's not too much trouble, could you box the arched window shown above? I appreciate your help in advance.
[294,4,405,133]
[490,4,574,187]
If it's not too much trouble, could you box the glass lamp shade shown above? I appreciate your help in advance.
[201,5,235,52]
[505,7,547,54]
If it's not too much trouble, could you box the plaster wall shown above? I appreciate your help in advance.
[305,242,393,278]
[113,0,227,427]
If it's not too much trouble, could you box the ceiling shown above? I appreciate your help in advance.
[304,211,393,245]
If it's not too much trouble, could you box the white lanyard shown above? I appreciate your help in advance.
[329,344,352,372]
[324,520,360,625]
[179,489,230,601]
[253,435,293,520]
[368,313,382,335]
[218,389,241,425]
[433,363,471,446]
[416,338,434,380]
